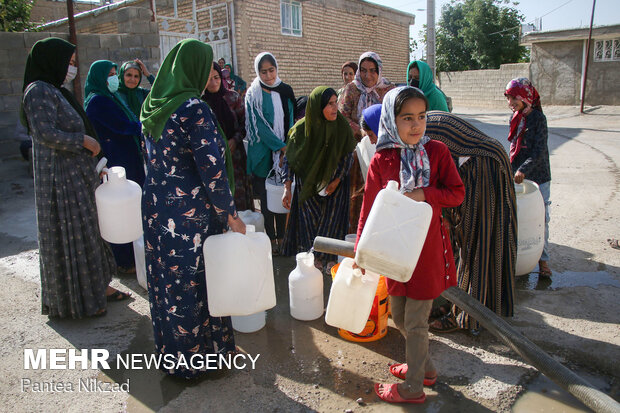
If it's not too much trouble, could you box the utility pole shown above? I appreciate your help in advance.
[427,0,436,80]
[66,0,82,103]
[580,0,596,114]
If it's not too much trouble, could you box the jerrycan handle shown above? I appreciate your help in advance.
[514,183,525,194]
[386,180,399,191]
[245,224,255,233]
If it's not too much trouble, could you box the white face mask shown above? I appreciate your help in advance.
[107,75,119,93]
[64,65,78,83]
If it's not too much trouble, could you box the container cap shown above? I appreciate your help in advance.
[386,180,399,191]
[107,166,126,182]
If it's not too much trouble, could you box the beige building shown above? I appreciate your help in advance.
[37,0,415,96]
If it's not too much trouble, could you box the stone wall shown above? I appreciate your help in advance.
[530,40,620,106]
[438,63,531,108]
[0,22,159,157]
[30,0,101,26]
[233,0,413,96]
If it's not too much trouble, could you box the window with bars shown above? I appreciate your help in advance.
[280,0,302,37]
[593,38,620,62]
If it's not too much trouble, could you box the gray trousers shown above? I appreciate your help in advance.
[390,295,435,394]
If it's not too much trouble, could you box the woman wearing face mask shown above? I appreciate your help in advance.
[281,87,356,271]
[84,60,143,276]
[21,37,124,318]
[406,60,449,112]
[338,51,395,233]
[202,62,252,211]
[117,59,154,119]
[245,52,296,253]
[337,61,358,98]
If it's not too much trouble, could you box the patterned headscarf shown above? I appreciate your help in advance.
[504,77,541,162]
[352,51,391,119]
[376,86,430,192]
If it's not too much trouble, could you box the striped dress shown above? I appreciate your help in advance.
[282,153,354,263]
[425,111,517,330]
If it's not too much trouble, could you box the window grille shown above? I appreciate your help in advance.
[593,38,620,62]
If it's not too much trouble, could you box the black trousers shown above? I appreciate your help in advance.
[252,175,287,240]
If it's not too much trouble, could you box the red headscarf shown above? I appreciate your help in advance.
[505,77,541,162]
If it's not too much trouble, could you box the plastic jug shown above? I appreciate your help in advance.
[515,180,545,275]
[95,166,142,244]
[338,234,357,263]
[325,258,380,334]
[203,225,276,316]
[133,235,147,290]
[288,252,324,321]
[330,264,389,342]
[232,311,266,333]
[356,135,376,182]
[237,210,265,233]
[355,180,432,282]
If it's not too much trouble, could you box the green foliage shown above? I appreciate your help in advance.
[0,0,35,32]
[435,0,527,72]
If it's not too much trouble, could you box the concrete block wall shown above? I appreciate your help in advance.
[438,63,530,108]
[234,0,412,96]
[0,30,160,158]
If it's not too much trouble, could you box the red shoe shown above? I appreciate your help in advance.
[374,383,426,404]
[389,363,438,386]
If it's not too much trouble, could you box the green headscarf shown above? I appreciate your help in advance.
[84,60,138,122]
[406,60,449,112]
[20,37,98,141]
[140,39,212,141]
[118,61,146,117]
[286,86,356,202]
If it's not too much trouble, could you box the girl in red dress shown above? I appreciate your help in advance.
[355,86,464,403]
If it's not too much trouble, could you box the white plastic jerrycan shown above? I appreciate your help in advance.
[325,258,380,334]
[355,180,432,283]
[203,225,276,316]
[289,252,324,321]
[232,311,266,333]
[356,135,376,182]
[133,235,147,290]
[95,166,143,244]
[237,210,265,233]
[514,180,545,276]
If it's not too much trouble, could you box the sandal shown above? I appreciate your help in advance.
[389,363,438,386]
[429,313,459,333]
[374,383,426,404]
[270,240,280,256]
[429,303,451,320]
[538,260,552,278]
[608,238,620,250]
[106,290,132,302]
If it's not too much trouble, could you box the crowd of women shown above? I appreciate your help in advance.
[21,37,551,404]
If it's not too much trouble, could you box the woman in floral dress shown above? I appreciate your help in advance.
[140,39,245,378]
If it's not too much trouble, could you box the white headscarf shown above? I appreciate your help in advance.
[244,52,286,175]
[352,51,391,119]
[376,86,430,193]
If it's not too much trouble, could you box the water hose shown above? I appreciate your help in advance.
[313,236,620,413]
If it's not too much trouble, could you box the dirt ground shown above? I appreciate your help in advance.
[0,105,618,412]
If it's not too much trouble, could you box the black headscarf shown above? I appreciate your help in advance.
[201,62,236,141]
[21,37,98,140]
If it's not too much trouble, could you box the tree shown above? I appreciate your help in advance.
[0,0,35,32]
[435,0,527,72]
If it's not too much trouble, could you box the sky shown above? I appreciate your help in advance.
[365,0,620,58]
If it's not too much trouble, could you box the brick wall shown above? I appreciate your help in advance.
[234,0,413,96]
[0,29,160,158]
[438,63,531,108]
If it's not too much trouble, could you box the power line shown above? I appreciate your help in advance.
[487,0,575,36]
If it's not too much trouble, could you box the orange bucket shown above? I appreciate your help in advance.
[330,263,389,342]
